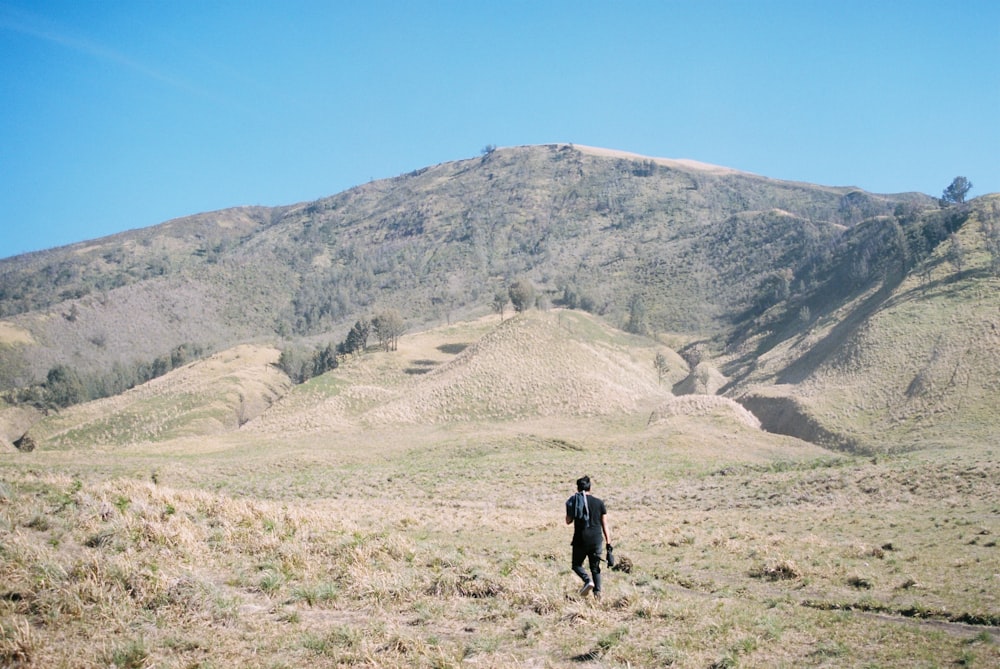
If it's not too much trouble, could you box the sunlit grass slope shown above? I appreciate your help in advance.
[2,306,997,667]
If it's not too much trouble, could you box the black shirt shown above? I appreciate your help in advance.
[569,494,606,546]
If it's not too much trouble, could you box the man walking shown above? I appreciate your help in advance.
[565,475,611,598]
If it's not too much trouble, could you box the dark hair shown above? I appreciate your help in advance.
[576,475,591,492]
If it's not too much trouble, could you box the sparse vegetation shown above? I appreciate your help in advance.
[0,146,997,665]
[1,307,998,666]
[0,144,941,397]
[1,413,996,667]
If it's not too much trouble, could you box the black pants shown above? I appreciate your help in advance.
[572,541,603,592]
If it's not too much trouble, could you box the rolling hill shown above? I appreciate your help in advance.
[1,150,998,668]
[1,145,998,453]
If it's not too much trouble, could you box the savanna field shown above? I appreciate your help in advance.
[2,311,997,668]
[2,153,1000,667]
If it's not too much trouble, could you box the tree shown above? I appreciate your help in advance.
[278,348,307,384]
[44,365,84,408]
[560,285,579,309]
[508,279,535,313]
[624,294,647,335]
[654,353,669,385]
[372,310,405,351]
[492,290,509,321]
[947,233,966,274]
[339,319,370,356]
[941,177,973,205]
[311,343,339,378]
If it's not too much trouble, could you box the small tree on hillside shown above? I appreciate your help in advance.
[372,310,405,352]
[278,348,307,384]
[947,233,966,274]
[654,352,669,385]
[941,177,973,205]
[492,290,509,322]
[45,365,85,408]
[339,319,370,356]
[625,294,647,335]
[508,279,535,313]
[311,343,339,378]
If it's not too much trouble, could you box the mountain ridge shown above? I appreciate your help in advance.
[2,144,997,452]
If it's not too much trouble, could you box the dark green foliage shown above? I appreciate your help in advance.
[338,319,370,356]
[558,285,579,309]
[3,343,206,410]
[941,176,973,205]
[45,365,85,408]
[278,341,340,384]
[311,343,339,378]
[555,284,597,313]
[277,348,306,384]
[755,270,793,313]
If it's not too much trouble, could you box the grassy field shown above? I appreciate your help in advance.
[2,417,997,667]
[2,312,997,667]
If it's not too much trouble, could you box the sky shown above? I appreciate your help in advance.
[2,1,998,258]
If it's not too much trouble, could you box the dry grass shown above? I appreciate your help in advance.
[736,204,1000,453]
[3,310,998,667]
[2,417,997,667]
[27,345,289,448]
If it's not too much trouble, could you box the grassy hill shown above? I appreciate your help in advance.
[1,145,998,665]
[0,144,935,388]
[732,195,1000,452]
[0,309,996,666]
[24,345,288,450]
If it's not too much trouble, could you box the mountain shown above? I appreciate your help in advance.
[2,144,998,452]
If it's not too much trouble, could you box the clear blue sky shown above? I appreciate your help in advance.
[2,1,998,258]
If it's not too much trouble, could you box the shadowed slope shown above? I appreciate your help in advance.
[28,345,290,449]
[734,197,1000,451]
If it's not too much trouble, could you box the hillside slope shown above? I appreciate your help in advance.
[27,345,289,449]
[4,145,996,454]
[0,144,933,389]
[735,195,1000,451]
[22,310,694,448]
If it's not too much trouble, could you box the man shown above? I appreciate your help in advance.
[565,475,611,598]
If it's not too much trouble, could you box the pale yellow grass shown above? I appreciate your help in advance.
[2,424,996,668]
[29,344,289,448]
[4,310,998,667]
[0,321,34,346]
